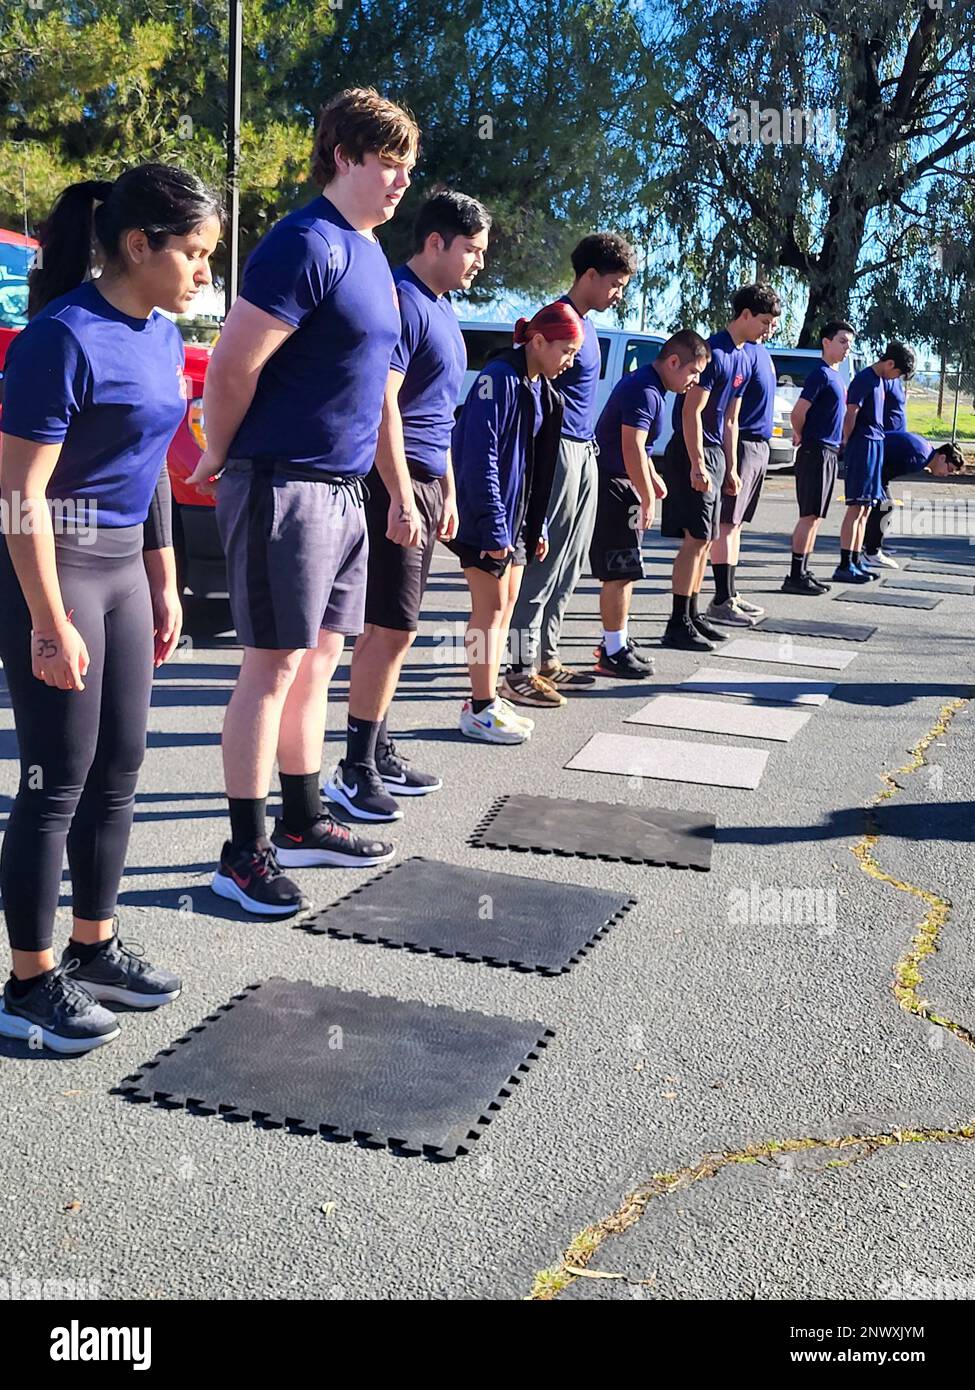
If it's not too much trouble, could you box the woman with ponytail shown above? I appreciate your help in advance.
[0,164,221,1053]
[448,301,583,743]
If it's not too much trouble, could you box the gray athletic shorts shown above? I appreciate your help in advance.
[721,437,769,526]
[216,460,368,650]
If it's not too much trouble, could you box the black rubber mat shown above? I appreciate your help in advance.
[471,793,714,870]
[302,856,636,975]
[752,615,876,643]
[836,589,942,610]
[903,560,975,577]
[120,977,553,1159]
[881,574,975,595]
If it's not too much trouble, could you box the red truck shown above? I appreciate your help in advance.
[0,228,223,597]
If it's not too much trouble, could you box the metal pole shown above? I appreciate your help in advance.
[951,365,961,442]
[225,0,243,317]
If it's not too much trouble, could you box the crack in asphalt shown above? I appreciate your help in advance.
[526,697,974,1302]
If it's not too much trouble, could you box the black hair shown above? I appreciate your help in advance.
[658,328,711,366]
[731,282,782,318]
[882,340,916,378]
[413,190,492,253]
[28,163,223,318]
[930,442,965,471]
[570,232,637,279]
[822,319,855,340]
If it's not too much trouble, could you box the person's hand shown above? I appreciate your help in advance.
[438,495,458,542]
[650,471,668,500]
[31,616,89,692]
[481,545,513,560]
[689,461,711,493]
[386,492,422,548]
[723,469,742,496]
[151,584,184,667]
[535,535,549,561]
[638,500,655,532]
[792,430,801,447]
[184,449,225,498]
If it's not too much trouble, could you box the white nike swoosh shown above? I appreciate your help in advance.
[382,772,408,784]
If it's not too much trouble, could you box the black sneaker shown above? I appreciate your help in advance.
[661,619,714,652]
[691,614,727,643]
[271,814,395,869]
[781,573,829,596]
[211,839,310,917]
[323,761,403,822]
[594,642,654,679]
[62,932,181,1009]
[538,659,598,689]
[0,961,120,1054]
[376,739,442,796]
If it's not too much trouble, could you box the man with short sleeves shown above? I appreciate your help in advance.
[323,191,491,821]
[783,319,854,595]
[862,432,965,568]
[184,88,420,917]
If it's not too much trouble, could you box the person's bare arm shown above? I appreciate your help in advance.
[791,397,811,445]
[375,369,421,547]
[185,299,296,495]
[621,425,655,529]
[842,403,859,446]
[681,385,712,493]
[723,395,742,495]
[439,452,458,541]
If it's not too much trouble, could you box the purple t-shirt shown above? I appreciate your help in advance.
[554,294,601,440]
[389,264,467,481]
[595,363,666,476]
[739,341,776,438]
[231,194,401,475]
[883,376,907,433]
[672,329,750,448]
[798,361,846,450]
[0,281,185,526]
[847,365,886,443]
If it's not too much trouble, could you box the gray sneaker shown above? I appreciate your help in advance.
[706,598,756,627]
[730,594,765,618]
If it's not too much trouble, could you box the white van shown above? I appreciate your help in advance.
[456,321,861,470]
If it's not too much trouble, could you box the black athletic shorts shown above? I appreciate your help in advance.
[363,465,444,631]
[795,441,838,519]
[589,473,644,581]
[721,436,769,526]
[448,525,529,578]
[660,436,726,540]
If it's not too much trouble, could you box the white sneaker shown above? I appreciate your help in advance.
[459,699,530,744]
[706,598,755,627]
[730,593,765,618]
[496,696,535,730]
[863,550,899,569]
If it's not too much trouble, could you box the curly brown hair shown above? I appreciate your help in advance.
[311,87,420,188]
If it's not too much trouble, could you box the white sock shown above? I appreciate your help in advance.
[604,627,627,655]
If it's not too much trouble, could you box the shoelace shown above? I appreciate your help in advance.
[382,739,409,769]
[46,959,96,1016]
[316,812,351,843]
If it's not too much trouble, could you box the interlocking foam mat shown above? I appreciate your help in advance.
[752,615,877,642]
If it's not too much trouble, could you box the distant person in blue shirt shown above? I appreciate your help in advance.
[589,330,710,679]
[0,163,221,1054]
[324,190,491,822]
[448,302,584,744]
[883,375,907,433]
[785,319,855,595]
[660,283,777,652]
[183,87,420,913]
[505,232,636,706]
[707,283,783,628]
[862,432,965,566]
[834,341,915,582]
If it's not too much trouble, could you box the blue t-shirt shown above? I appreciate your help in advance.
[847,365,886,443]
[798,360,846,450]
[595,363,666,476]
[883,430,931,475]
[672,329,750,448]
[883,377,907,433]
[231,194,401,475]
[739,341,776,438]
[389,264,467,481]
[0,281,185,527]
[554,295,600,440]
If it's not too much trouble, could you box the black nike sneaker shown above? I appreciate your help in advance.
[661,619,714,652]
[691,613,727,642]
[211,839,309,917]
[62,931,181,1009]
[271,813,395,869]
[376,739,443,795]
[0,961,120,1054]
[594,642,654,679]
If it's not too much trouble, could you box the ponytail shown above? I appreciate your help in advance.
[27,163,223,319]
[513,301,585,346]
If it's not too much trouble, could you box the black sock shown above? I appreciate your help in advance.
[671,593,690,621]
[8,968,54,998]
[375,714,390,759]
[229,797,267,849]
[840,549,852,569]
[851,549,862,567]
[689,592,701,620]
[712,563,731,606]
[65,936,113,963]
[345,715,381,769]
[279,773,321,832]
[727,563,738,597]
[472,697,492,714]
[791,553,806,581]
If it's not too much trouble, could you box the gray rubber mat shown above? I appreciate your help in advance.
[566,731,769,790]
[836,589,942,610]
[880,574,975,596]
[903,560,975,578]
[715,636,857,671]
[626,692,812,742]
[301,857,636,975]
[752,615,876,642]
[470,793,714,870]
[681,666,836,706]
[120,977,553,1159]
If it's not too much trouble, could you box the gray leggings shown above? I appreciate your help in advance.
[0,526,154,952]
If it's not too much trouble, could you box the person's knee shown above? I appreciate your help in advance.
[239,646,304,696]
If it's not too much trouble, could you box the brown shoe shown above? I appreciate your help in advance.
[539,659,597,689]
[499,672,567,708]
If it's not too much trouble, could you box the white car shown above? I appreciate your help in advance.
[457,321,862,469]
